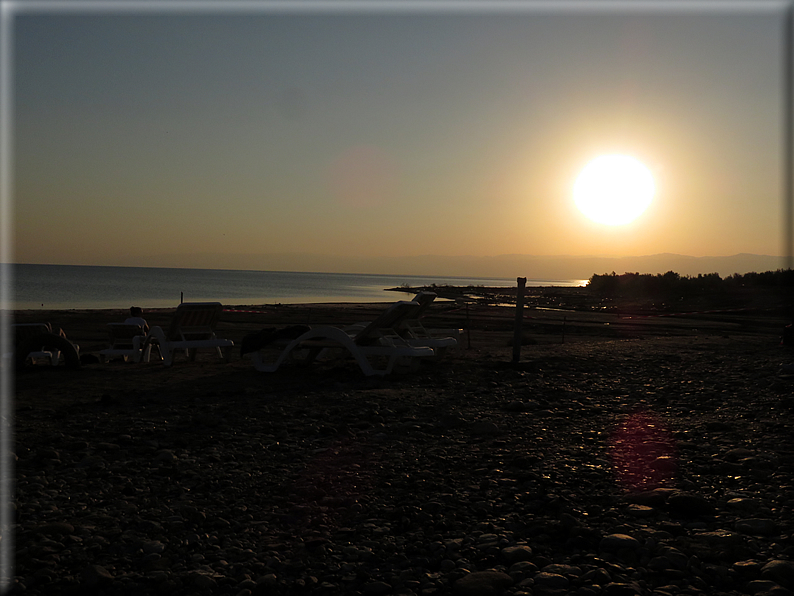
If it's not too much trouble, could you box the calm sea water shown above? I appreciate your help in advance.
[8,264,587,310]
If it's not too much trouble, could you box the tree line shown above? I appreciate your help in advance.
[587,269,794,298]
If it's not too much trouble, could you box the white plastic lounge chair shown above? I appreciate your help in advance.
[334,292,459,358]
[99,323,152,363]
[249,300,434,376]
[14,323,58,366]
[141,302,234,366]
[12,323,81,368]
[397,292,462,356]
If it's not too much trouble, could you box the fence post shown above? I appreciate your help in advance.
[466,301,471,349]
[512,277,527,363]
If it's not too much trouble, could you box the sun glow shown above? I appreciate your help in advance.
[573,155,655,226]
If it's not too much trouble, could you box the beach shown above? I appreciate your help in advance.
[10,300,794,595]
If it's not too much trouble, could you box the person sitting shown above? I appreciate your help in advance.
[124,306,150,334]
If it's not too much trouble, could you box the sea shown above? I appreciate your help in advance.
[7,264,587,310]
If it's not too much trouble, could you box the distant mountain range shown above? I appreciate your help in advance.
[125,252,790,281]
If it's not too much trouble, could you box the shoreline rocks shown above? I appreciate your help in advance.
[11,327,794,595]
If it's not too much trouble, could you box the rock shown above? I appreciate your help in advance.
[471,420,500,435]
[656,546,688,570]
[501,545,533,564]
[761,560,794,589]
[747,579,785,594]
[603,582,643,595]
[142,540,167,554]
[38,449,60,460]
[626,488,676,507]
[734,560,765,576]
[651,455,677,475]
[714,459,744,474]
[625,504,655,517]
[81,564,112,587]
[695,530,743,547]
[726,497,763,513]
[453,570,513,596]
[533,572,569,590]
[155,450,178,462]
[735,518,779,536]
[38,522,75,536]
[541,564,581,577]
[76,455,106,469]
[189,572,217,593]
[12,331,794,596]
[505,401,528,412]
[363,580,392,595]
[508,561,538,576]
[581,568,612,585]
[477,533,500,546]
[647,556,675,571]
[666,492,714,516]
[599,534,641,551]
[724,448,754,461]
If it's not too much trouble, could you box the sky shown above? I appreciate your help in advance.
[5,0,792,276]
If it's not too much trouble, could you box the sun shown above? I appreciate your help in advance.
[573,154,655,225]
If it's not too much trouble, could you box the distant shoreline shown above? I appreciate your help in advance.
[389,282,791,318]
[11,252,784,280]
[12,264,562,311]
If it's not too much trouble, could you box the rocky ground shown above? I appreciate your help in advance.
[8,301,794,595]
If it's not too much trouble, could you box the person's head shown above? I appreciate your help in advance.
[130,306,143,317]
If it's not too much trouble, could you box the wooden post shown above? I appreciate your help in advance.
[180,292,183,304]
[512,277,527,363]
[785,5,794,322]
[466,301,471,349]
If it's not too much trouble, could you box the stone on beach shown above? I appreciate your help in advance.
[761,560,794,589]
[453,570,514,596]
[11,308,794,596]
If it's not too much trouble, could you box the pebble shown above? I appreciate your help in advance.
[12,334,794,596]
[600,534,641,551]
[364,580,393,595]
[453,570,513,596]
[735,518,779,536]
[37,522,75,536]
[695,529,743,547]
[501,545,533,564]
[533,571,569,589]
[625,504,656,517]
[603,582,643,595]
[666,492,714,516]
[747,579,784,594]
[761,560,794,590]
[508,561,538,576]
[541,563,581,577]
[726,497,763,513]
[81,564,112,587]
[470,420,500,436]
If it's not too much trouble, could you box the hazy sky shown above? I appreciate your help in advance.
[7,1,790,273]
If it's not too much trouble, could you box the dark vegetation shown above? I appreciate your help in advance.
[587,269,794,316]
[391,269,794,317]
[588,268,794,299]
